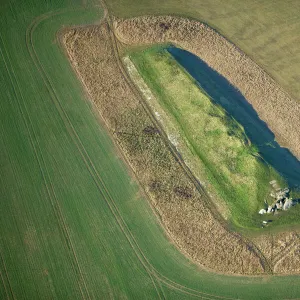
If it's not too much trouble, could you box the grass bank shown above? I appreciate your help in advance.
[129,46,287,230]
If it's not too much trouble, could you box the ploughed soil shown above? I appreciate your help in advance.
[63,15,300,275]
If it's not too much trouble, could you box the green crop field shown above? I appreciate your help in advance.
[107,0,300,103]
[129,46,288,230]
[2,0,300,299]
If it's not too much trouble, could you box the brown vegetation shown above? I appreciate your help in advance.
[114,16,300,159]
[63,24,266,275]
[252,231,300,274]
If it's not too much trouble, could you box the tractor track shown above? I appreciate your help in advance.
[273,233,300,273]
[2,0,300,299]
[1,15,90,300]
[26,9,164,300]
[0,246,15,300]
[0,31,88,300]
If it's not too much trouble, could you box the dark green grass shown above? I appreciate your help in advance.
[0,1,161,298]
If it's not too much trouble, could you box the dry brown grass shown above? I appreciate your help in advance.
[273,244,300,274]
[114,16,300,159]
[63,24,266,275]
[252,231,300,274]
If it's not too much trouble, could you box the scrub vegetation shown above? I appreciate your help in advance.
[129,47,285,229]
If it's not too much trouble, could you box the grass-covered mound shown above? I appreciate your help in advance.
[130,47,286,229]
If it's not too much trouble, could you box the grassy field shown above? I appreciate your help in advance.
[2,0,300,298]
[0,1,162,298]
[106,0,300,103]
[129,47,288,230]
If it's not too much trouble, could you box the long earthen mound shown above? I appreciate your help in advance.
[63,16,300,275]
[63,24,266,275]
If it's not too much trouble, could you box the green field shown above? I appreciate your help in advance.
[106,0,300,103]
[2,0,300,299]
[129,47,288,230]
